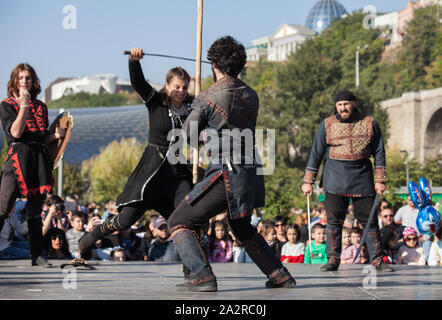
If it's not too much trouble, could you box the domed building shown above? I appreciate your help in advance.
[305,0,348,34]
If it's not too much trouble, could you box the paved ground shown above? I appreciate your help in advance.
[0,260,441,300]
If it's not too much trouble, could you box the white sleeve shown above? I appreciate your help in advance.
[427,242,438,266]
[394,208,403,223]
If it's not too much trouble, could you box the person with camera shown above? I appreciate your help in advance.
[42,195,70,236]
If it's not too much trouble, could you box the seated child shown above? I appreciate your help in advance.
[281,224,305,263]
[260,222,282,259]
[340,227,361,264]
[303,224,327,264]
[208,220,233,263]
[380,225,398,264]
[397,226,426,265]
[351,227,368,264]
[65,211,86,259]
[110,247,126,262]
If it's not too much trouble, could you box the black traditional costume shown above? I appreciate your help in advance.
[0,96,53,262]
[303,90,389,271]
[79,60,193,258]
[168,75,295,291]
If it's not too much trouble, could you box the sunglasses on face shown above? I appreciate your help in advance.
[406,237,417,241]
[274,224,285,227]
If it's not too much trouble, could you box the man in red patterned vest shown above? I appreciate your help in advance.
[301,90,392,272]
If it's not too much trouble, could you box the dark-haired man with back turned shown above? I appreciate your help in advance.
[167,36,296,292]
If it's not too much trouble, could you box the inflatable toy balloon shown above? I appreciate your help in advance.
[408,181,424,209]
[418,177,432,206]
[416,206,441,236]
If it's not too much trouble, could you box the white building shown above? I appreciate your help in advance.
[374,0,441,45]
[246,24,316,63]
[374,11,400,44]
[46,74,131,102]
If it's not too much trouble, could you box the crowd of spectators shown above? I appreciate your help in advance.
[0,194,441,267]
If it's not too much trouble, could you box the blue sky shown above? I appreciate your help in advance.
[0,0,409,100]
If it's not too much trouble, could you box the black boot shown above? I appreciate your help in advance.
[79,217,120,258]
[366,229,393,272]
[320,224,342,272]
[172,228,217,292]
[183,264,191,281]
[28,216,52,268]
[266,267,296,288]
[242,232,296,288]
[176,266,217,292]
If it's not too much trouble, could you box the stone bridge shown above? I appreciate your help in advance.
[380,87,442,162]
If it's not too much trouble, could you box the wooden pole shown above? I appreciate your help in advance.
[193,0,203,184]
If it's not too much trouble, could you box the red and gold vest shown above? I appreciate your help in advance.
[325,115,373,161]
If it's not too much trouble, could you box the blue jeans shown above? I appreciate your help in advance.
[0,241,30,259]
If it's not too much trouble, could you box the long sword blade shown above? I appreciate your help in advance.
[122,51,211,64]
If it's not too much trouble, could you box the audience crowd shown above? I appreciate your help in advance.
[0,193,441,267]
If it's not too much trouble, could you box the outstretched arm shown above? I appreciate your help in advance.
[128,48,156,104]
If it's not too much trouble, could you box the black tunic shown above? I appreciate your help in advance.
[115,60,191,208]
[303,109,386,197]
[0,97,53,197]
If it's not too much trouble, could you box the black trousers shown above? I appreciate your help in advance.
[325,192,377,229]
[115,166,192,231]
[168,177,256,242]
[324,192,382,264]
[0,159,45,259]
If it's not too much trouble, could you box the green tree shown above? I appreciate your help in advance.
[0,139,8,165]
[81,138,144,204]
[53,163,85,200]
[47,92,143,109]
[396,5,440,92]
[422,154,442,186]
[425,24,442,87]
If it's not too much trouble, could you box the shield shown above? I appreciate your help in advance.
[47,111,73,169]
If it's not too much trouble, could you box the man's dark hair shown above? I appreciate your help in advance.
[273,215,288,225]
[45,194,64,206]
[207,36,246,77]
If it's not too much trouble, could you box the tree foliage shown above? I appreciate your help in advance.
[53,162,85,199]
[81,138,144,204]
[47,91,143,109]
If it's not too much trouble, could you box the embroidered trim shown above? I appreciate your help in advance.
[325,115,374,161]
[201,96,228,120]
[185,170,223,204]
[5,97,48,133]
[303,169,317,184]
[374,166,387,183]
